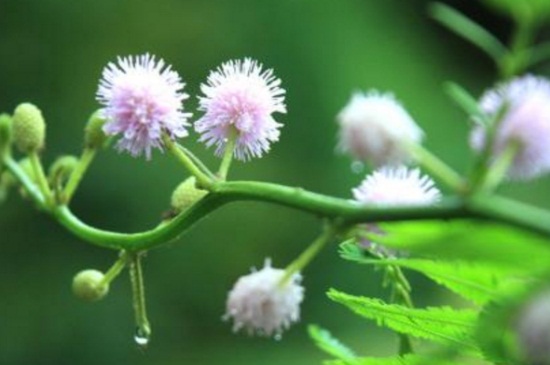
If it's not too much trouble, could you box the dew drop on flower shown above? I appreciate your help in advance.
[351,160,365,174]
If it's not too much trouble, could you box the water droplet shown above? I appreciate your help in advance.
[351,161,365,174]
[134,327,150,348]
[273,333,283,341]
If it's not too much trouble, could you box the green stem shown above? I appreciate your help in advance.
[499,17,534,79]
[3,155,46,208]
[62,148,96,204]
[218,129,237,180]
[469,105,509,193]
[163,135,213,189]
[280,224,336,286]
[408,143,466,193]
[178,145,217,180]
[100,251,128,287]
[386,265,414,355]
[28,151,54,208]
[5,152,550,250]
[129,252,151,347]
[478,140,520,193]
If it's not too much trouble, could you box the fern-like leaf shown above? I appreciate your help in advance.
[328,289,479,353]
[308,324,357,363]
[340,244,515,305]
[325,353,463,365]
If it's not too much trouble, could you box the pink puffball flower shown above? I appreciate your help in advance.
[337,91,423,167]
[352,166,440,257]
[97,54,191,159]
[195,58,286,161]
[353,166,441,207]
[224,259,304,337]
[470,75,550,180]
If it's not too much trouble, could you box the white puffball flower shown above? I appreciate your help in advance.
[470,75,550,180]
[353,166,441,206]
[337,91,424,167]
[224,259,304,338]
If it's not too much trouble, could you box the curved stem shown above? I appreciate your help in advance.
[4,155,46,209]
[62,148,96,204]
[4,150,550,250]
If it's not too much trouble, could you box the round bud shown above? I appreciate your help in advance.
[12,103,46,153]
[84,110,108,149]
[72,269,109,302]
[0,113,13,149]
[49,155,78,184]
[170,177,208,213]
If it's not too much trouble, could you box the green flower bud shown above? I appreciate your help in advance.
[84,110,108,149]
[49,155,78,184]
[170,177,208,213]
[12,103,46,153]
[0,113,13,149]
[72,269,109,302]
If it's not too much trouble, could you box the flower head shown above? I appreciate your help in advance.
[195,58,286,161]
[337,91,423,166]
[352,166,440,258]
[353,166,440,206]
[97,54,191,159]
[225,259,304,337]
[470,75,550,180]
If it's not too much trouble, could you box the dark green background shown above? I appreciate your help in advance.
[0,1,547,364]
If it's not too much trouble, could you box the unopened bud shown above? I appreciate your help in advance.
[170,177,208,213]
[49,155,78,184]
[72,269,109,302]
[12,103,46,153]
[84,110,108,149]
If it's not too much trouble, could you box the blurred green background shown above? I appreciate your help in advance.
[1,1,548,364]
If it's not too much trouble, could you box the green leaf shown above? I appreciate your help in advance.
[340,244,517,305]
[308,324,357,363]
[373,220,550,272]
[325,354,467,365]
[429,3,507,62]
[328,289,479,353]
[325,354,415,365]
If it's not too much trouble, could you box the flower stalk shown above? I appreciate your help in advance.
[62,148,96,204]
